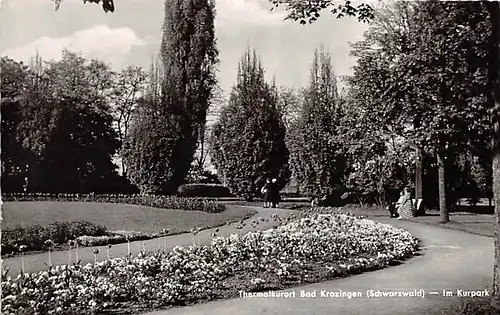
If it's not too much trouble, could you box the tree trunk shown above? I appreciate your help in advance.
[413,112,424,215]
[121,159,127,178]
[487,0,500,299]
[437,152,449,223]
[415,147,424,214]
[493,153,500,298]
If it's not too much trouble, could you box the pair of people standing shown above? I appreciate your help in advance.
[261,178,280,208]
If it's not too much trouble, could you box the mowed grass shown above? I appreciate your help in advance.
[2,202,257,235]
[337,205,495,237]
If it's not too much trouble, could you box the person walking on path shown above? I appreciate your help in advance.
[397,187,416,219]
[261,178,271,208]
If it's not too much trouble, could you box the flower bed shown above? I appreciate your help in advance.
[2,193,226,213]
[3,225,157,256]
[2,221,108,255]
[1,208,419,315]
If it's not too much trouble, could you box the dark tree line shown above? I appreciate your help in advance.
[1,52,128,193]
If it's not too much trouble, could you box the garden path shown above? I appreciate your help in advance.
[141,215,494,315]
[1,206,296,276]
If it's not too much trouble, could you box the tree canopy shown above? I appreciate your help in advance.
[1,51,123,193]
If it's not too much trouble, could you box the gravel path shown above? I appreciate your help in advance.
[1,206,296,276]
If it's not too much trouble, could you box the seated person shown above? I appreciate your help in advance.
[397,187,416,219]
[387,191,404,218]
[387,201,399,218]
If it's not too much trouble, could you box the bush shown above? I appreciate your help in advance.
[2,221,107,255]
[312,191,349,207]
[184,167,222,184]
[177,184,232,197]
[76,231,151,247]
[2,193,226,213]
[437,298,500,315]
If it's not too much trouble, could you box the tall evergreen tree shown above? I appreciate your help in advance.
[124,0,218,194]
[210,48,289,200]
[160,0,218,191]
[287,45,346,203]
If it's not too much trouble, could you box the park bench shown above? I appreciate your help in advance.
[412,198,423,213]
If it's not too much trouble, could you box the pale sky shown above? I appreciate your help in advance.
[0,0,371,95]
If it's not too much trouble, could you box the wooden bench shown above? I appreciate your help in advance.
[412,198,423,213]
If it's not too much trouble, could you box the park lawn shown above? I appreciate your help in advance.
[337,205,495,238]
[226,200,311,210]
[409,212,495,237]
[2,202,257,235]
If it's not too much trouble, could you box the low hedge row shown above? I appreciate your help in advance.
[2,221,107,255]
[2,193,226,213]
[177,183,232,197]
[76,231,152,247]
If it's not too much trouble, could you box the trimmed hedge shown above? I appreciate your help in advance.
[76,231,152,247]
[2,221,107,255]
[177,183,232,197]
[2,193,226,213]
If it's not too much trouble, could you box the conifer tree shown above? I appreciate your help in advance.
[210,48,289,200]
[287,45,346,203]
[124,0,218,194]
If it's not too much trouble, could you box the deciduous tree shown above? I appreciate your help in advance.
[1,57,33,192]
[110,66,147,177]
[402,1,490,222]
[14,51,120,193]
[486,0,500,299]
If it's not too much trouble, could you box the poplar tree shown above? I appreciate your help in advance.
[124,0,218,194]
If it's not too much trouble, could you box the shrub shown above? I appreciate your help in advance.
[177,184,232,197]
[2,221,107,255]
[76,231,150,247]
[76,235,125,247]
[312,191,349,207]
[184,167,222,184]
[437,298,500,315]
[2,193,226,213]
